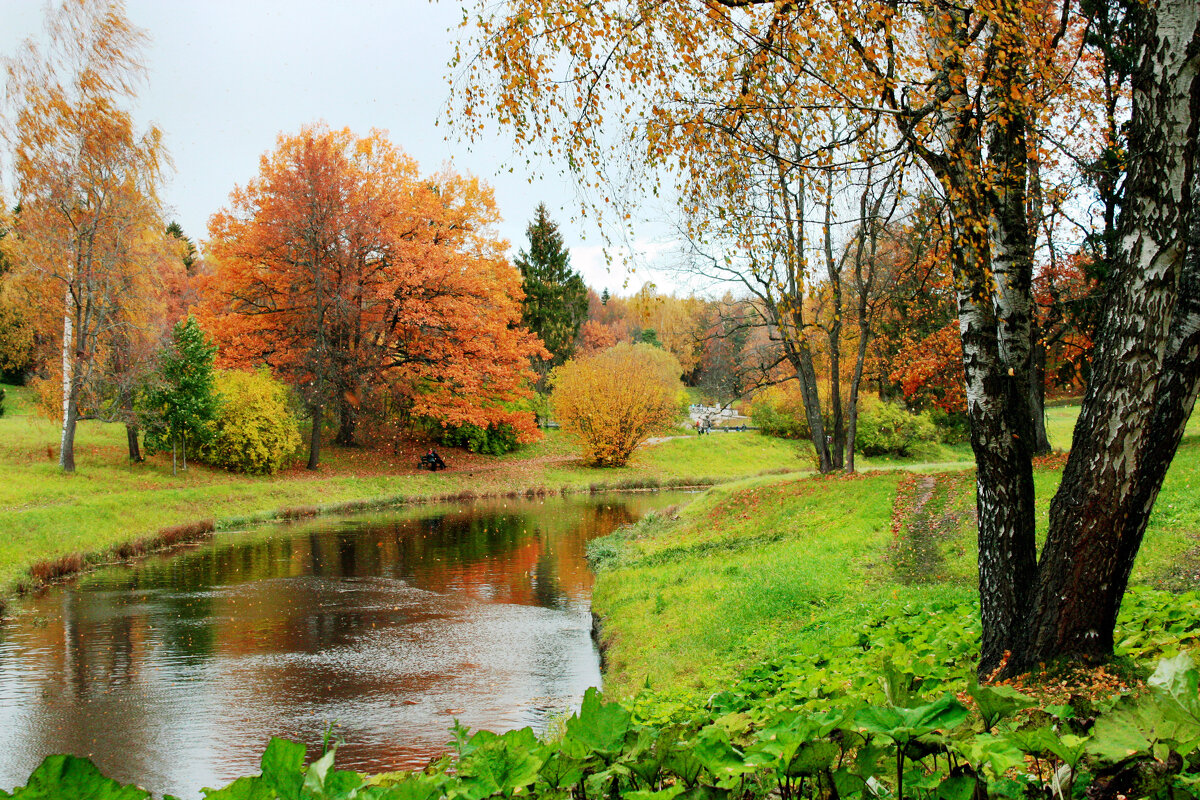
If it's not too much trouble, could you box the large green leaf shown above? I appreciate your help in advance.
[260,738,306,800]
[1089,700,1200,763]
[1148,653,1200,721]
[1010,727,1089,768]
[565,687,633,757]
[200,775,273,800]
[968,681,1034,732]
[456,727,546,799]
[954,733,1027,778]
[856,695,969,744]
[2,756,148,800]
[691,727,749,787]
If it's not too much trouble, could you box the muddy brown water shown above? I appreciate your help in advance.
[0,492,689,799]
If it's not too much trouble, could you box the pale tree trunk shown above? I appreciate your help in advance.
[976,51,1041,674]
[59,281,76,473]
[1026,117,1054,456]
[908,1,1039,676]
[1017,0,1199,673]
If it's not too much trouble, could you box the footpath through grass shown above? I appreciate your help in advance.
[0,383,818,599]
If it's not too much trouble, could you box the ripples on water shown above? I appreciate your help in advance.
[0,492,688,798]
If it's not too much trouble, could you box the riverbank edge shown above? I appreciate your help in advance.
[3,473,747,612]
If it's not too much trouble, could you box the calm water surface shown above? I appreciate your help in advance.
[0,492,688,798]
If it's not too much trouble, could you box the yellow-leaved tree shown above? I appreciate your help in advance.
[551,343,684,468]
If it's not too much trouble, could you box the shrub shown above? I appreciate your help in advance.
[927,406,970,444]
[437,421,522,455]
[855,398,939,456]
[0,385,5,418]
[748,385,811,439]
[202,369,301,474]
[551,342,685,467]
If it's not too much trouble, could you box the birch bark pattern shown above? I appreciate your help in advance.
[59,280,75,473]
[1019,0,1200,672]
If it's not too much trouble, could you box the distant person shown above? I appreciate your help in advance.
[420,448,447,471]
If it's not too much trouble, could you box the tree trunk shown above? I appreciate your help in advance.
[793,344,832,472]
[1015,0,1199,673]
[847,329,869,474]
[915,4,1041,676]
[125,423,142,463]
[336,399,358,447]
[1029,326,1052,455]
[59,284,76,474]
[307,403,323,470]
[823,171,845,470]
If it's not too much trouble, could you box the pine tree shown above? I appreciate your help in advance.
[140,316,219,475]
[514,204,588,376]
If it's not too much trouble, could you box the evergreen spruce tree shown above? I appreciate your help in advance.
[514,204,588,377]
[140,316,220,475]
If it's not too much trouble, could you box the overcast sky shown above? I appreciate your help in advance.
[1,0,685,295]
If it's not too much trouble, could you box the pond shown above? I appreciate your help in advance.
[0,491,690,798]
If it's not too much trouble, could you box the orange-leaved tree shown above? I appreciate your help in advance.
[551,342,684,467]
[3,0,170,472]
[202,124,544,469]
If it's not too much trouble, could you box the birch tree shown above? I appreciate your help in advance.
[3,0,167,473]
[457,0,1200,675]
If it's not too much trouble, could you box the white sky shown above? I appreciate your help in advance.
[0,0,687,296]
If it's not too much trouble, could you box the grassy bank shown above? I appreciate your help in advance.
[0,383,821,598]
[589,422,1200,702]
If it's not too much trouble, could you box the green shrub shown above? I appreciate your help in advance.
[202,369,301,474]
[437,421,522,455]
[928,406,970,444]
[0,385,6,418]
[749,385,813,439]
[855,398,939,456]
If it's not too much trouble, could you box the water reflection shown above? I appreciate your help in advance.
[0,492,685,799]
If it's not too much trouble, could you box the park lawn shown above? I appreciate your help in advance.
[0,383,812,598]
[590,427,1200,699]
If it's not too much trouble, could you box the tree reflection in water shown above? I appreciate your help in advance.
[0,492,688,799]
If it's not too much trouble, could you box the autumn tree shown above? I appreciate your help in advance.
[0,209,35,382]
[515,203,588,378]
[3,0,169,472]
[458,0,1200,675]
[203,125,544,468]
[551,342,684,467]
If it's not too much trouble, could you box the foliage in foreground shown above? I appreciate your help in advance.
[12,634,1200,800]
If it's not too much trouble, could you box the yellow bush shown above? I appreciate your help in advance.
[551,342,685,467]
[204,369,300,475]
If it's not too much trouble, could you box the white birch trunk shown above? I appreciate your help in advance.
[59,282,74,470]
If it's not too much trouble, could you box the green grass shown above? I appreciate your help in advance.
[591,422,1200,699]
[591,470,914,696]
